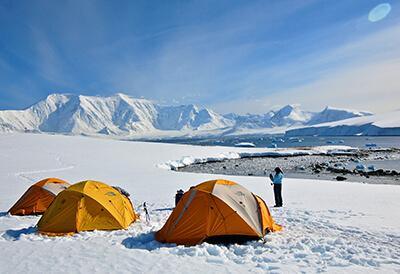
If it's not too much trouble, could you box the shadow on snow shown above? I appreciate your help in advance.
[2,226,37,241]
[121,231,264,252]
[122,232,176,251]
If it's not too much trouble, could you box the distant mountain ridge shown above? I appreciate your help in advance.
[286,110,400,136]
[223,104,371,134]
[306,106,373,126]
[0,93,375,137]
[0,93,232,136]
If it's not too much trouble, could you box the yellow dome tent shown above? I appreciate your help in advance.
[37,180,138,235]
[156,179,282,245]
[8,178,70,215]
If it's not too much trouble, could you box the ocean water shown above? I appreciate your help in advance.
[152,135,400,149]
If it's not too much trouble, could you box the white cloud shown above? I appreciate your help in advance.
[211,23,400,114]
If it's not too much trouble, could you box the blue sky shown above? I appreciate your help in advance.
[0,0,399,113]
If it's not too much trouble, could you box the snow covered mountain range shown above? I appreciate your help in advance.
[1,93,393,138]
[0,93,233,137]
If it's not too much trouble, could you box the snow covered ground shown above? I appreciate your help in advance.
[0,133,399,273]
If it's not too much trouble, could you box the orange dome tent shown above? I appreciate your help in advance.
[37,180,138,236]
[8,178,70,215]
[156,179,282,245]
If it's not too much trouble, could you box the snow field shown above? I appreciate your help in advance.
[1,203,399,273]
[0,133,399,273]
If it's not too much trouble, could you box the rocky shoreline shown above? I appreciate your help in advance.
[178,148,400,185]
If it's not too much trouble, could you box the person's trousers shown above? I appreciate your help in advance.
[273,184,283,206]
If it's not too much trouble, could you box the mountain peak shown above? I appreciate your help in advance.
[278,104,301,111]
[114,93,133,101]
[270,104,311,127]
[112,93,155,105]
[44,93,72,102]
[324,106,373,116]
[307,106,373,125]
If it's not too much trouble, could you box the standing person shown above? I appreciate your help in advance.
[143,202,150,223]
[269,167,283,207]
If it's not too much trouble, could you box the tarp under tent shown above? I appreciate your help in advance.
[37,180,138,235]
[156,179,282,245]
[8,178,70,215]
